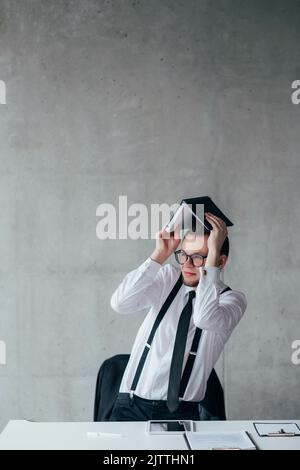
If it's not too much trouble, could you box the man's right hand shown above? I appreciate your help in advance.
[150,227,181,265]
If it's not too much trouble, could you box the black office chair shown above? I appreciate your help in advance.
[93,354,226,421]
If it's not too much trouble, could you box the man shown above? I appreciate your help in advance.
[110,211,247,421]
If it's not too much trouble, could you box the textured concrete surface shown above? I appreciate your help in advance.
[0,0,300,431]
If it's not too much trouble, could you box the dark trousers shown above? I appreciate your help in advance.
[109,393,201,421]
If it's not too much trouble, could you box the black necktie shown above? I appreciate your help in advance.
[167,290,196,413]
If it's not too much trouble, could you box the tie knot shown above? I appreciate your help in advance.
[188,290,196,300]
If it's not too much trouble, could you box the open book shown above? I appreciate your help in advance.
[185,431,257,450]
[164,201,209,236]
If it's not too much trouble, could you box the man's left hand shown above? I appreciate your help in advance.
[205,212,228,267]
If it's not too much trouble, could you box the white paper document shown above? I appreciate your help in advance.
[185,431,257,450]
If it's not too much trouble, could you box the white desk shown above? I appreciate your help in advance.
[0,419,300,450]
[0,420,187,450]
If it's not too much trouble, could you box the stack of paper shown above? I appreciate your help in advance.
[185,431,257,450]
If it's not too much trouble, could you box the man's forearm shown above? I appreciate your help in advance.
[150,250,168,265]
[205,248,220,268]
[111,257,163,314]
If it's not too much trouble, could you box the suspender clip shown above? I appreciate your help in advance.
[129,390,135,405]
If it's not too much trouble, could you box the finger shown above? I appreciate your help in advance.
[206,213,226,232]
[206,217,219,231]
[207,212,227,229]
[205,214,220,230]
[206,216,228,238]
[206,212,222,227]
[162,229,171,240]
[174,223,181,240]
[159,229,170,240]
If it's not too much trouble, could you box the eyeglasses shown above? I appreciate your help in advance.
[174,250,208,267]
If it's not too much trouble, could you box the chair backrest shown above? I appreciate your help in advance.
[93,354,226,421]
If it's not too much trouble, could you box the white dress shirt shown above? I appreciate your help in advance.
[110,257,247,402]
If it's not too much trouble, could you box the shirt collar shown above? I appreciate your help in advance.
[183,279,227,297]
[184,285,197,296]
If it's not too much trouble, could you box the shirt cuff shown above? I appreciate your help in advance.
[139,257,162,278]
[199,266,222,283]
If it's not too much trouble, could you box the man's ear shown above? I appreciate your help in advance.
[218,255,228,269]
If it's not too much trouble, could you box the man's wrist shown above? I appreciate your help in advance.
[205,248,221,267]
[150,250,168,265]
[199,265,221,283]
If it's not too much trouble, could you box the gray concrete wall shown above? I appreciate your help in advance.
[0,0,300,431]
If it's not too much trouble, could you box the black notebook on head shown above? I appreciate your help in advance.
[164,196,234,236]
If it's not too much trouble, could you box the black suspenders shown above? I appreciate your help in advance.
[130,274,183,393]
[130,274,232,398]
[179,284,232,399]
